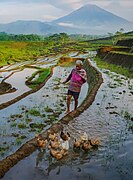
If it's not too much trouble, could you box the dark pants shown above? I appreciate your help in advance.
[67,90,80,100]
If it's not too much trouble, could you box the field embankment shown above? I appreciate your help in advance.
[116,38,133,47]
[97,39,133,72]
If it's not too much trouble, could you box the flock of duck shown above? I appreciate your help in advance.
[35,129,100,161]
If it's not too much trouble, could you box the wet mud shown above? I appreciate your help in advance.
[0,82,16,95]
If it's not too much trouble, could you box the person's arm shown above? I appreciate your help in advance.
[63,70,73,84]
[78,69,87,83]
[81,77,86,83]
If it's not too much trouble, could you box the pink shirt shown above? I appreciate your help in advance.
[67,68,86,92]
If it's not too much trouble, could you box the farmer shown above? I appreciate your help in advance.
[63,60,87,114]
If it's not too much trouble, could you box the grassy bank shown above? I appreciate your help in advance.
[26,68,51,89]
[94,57,133,78]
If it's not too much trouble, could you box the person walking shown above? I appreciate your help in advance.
[63,60,87,114]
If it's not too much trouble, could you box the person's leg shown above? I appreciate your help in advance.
[73,92,80,111]
[66,95,72,113]
[74,98,78,111]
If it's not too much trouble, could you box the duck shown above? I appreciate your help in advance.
[50,149,63,160]
[35,134,48,149]
[89,138,100,147]
[48,132,59,141]
[80,132,88,141]
[82,140,93,151]
[49,139,61,149]
[50,148,68,160]
[60,136,70,150]
[73,139,82,149]
[60,130,70,141]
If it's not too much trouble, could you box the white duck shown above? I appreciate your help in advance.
[80,132,88,141]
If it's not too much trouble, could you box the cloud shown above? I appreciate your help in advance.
[46,0,110,11]
[0,1,66,23]
[0,0,132,23]
[58,22,76,28]
[105,1,133,21]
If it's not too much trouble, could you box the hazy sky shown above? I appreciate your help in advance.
[0,0,132,23]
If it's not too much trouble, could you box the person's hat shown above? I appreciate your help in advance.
[76,60,83,65]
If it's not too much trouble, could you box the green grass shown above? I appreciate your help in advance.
[0,145,9,156]
[16,137,23,145]
[0,32,132,67]
[18,123,27,129]
[35,68,51,83]
[53,77,61,82]
[11,122,17,127]
[28,108,41,116]
[44,106,53,113]
[111,51,133,56]
[10,114,23,119]
[94,57,133,78]
[124,111,132,120]
[26,68,51,89]
[0,39,87,67]
[90,39,113,45]
[29,122,46,129]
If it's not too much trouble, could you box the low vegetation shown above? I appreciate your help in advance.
[0,33,71,66]
[26,68,51,89]
[94,57,133,78]
[88,31,133,77]
[0,30,132,77]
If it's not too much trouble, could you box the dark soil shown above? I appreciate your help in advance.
[103,52,133,70]
[97,46,133,71]
[0,82,16,95]
[116,38,133,47]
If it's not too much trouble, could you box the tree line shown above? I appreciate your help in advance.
[0,32,44,41]
[0,32,71,42]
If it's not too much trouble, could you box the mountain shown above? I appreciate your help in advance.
[53,4,133,34]
[0,4,132,35]
[0,20,60,35]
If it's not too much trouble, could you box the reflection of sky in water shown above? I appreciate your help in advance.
[0,54,61,83]
[0,68,37,104]
[0,71,13,83]
[0,62,89,159]
[40,62,57,68]
[68,52,78,57]
[3,70,133,180]
[0,55,60,104]
[1,61,33,71]
[1,52,133,180]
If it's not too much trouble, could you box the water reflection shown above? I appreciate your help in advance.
[0,68,37,103]
[0,54,88,160]
[36,150,45,167]
[1,52,133,180]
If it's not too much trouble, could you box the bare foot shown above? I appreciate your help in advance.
[65,110,70,114]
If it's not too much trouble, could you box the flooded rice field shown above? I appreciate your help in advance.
[0,52,88,160]
[1,52,133,180]
[0,68,37,103]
